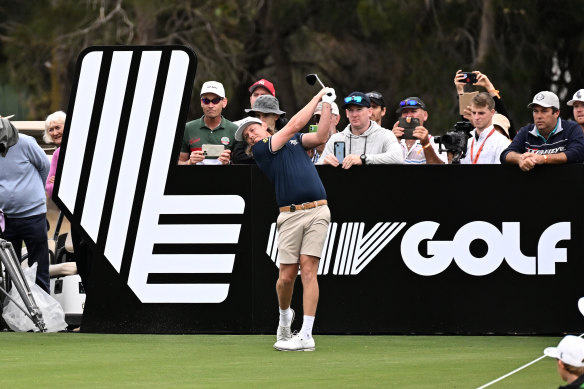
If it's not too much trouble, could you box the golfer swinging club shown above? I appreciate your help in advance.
[235,86,335,351]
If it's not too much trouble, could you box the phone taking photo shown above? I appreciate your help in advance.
[334,141,345,164]
[461,72,478,84]
[202,144,225,158]
[398,117,420,140]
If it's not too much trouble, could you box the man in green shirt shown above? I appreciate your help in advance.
[178,81,237,165]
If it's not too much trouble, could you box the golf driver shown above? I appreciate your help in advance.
[476,297,584,388]
[305,73,326,89]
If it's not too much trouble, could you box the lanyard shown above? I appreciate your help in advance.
[470,128,496,164]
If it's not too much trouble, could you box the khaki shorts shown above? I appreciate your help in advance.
[276,205,331,264]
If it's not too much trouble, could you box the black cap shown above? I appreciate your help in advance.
[342,92,371,109]
[366,91,385,107]
[396,97,427,113]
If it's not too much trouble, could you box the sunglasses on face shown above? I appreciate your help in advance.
[344,96,363,104]
[400,99,420,107]
[312,114,321,124]
[201,97,223,105]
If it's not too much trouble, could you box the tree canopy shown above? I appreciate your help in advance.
[0,0,582,133]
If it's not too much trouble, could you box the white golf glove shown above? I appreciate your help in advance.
[322,87,336,104]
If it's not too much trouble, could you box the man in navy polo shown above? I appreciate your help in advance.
[234,87,335,351]
[501,91,584,171]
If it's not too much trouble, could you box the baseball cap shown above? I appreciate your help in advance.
[314,101,339,116]
[492,113,511,138]
[567,89,584,106]
[234,116,262,141]
[248,79,276,97]
[367,91,385,107]
[544,335,584,367]
[200,81,225,98]
[245,95,285,116]
[342,92,371,109]
[396,97,427,113]
[527,91,559,110]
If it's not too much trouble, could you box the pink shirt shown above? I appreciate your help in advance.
[45,147,60,198]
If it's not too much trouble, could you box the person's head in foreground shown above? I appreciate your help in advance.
[544,335,584,385]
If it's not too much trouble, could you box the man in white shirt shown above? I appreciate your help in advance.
[460,92,510,164]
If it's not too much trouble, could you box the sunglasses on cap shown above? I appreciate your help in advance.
[399,99,420,107]
[344,96,364,104]
[367,92,383,100]
[201,97,223,105]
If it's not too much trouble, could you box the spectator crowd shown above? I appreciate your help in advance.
[178,71,584,169]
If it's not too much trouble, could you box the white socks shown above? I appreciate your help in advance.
[279,307,293,327]
[300,315,315,339]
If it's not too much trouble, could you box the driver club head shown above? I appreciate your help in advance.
[305,73,325,88]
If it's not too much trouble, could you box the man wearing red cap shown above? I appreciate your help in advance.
[249,78,276,106]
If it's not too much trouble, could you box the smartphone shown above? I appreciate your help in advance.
[398,117,420,140]
[202,144,225,158]
[461,72,478,84]
[309,124,318,133]
[334,141,345,164]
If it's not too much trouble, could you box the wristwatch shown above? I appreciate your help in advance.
[360,154,367,165]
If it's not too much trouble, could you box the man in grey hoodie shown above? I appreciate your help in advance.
[318,91,403,168]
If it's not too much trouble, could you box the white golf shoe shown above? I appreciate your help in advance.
[273,333,315,351]
[276,309,295,342]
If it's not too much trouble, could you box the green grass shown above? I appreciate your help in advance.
[0,333,566,388]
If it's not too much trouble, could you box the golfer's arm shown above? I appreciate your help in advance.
[271,90,327,151]
[303,103,331,149]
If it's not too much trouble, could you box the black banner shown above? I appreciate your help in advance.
[81,164,584,335]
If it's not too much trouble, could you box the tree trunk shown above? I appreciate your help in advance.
[475,0,494,66]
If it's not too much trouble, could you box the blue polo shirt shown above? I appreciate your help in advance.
[500,118,584,163]
[253,133,326,207]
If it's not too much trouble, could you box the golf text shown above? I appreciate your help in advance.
[268,221,570,276]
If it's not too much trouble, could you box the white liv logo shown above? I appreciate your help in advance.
[267,222,407,275]
[57,47,244,303]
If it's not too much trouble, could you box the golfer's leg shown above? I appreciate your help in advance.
[276,263,299,309]
[299,254,319,316]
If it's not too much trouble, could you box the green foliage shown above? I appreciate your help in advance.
[0,0,582,131]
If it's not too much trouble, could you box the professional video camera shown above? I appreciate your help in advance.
[434,121,474,164]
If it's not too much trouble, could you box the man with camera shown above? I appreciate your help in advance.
[458,92,510,164]
[454,69,516,139]
[178,81,237,165]
[391,96,446,164]
[318,92,402,168]
[501,91,584,171]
